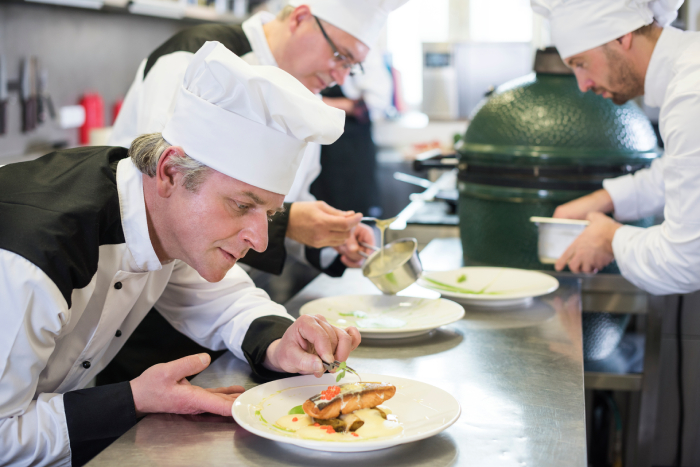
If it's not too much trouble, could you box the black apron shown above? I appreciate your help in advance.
[311,85,381,217]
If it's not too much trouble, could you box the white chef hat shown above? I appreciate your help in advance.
[288,0,410,47]
[531,0,684,59]
[162,41,345,195]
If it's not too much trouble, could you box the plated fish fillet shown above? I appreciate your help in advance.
[302,382,396,420]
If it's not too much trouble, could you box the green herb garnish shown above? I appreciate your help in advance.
[254,409,268,424]
[288,405,305,415]
[338,310,367,318]
[335,361,347,382]
[423,277,483,294]
[457,274,467,283]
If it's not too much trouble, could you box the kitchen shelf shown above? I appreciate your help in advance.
[22,0,246,23]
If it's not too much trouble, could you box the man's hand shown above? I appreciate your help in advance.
[130,354,244,418]
[287,201,363,248]
[553,189,615,220]
[555,212,622,274]
[322,96,356,114]
[334,223,375,268]
[263,315,361,378]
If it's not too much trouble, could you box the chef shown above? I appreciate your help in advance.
[102,0,409,387]
[530,0,700,295]
[0,42,359,466]
[111,0,409,277]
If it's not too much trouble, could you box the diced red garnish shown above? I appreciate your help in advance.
[314,423,320,426]
[352,433,359,437]
[292,417,298,422]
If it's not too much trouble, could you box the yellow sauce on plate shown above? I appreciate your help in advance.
[274,414,313,431]
[274,406,402,442]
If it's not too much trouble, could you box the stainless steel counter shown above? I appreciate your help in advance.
[88,246,587,467]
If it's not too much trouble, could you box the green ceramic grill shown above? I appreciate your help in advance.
[457,47,660,270]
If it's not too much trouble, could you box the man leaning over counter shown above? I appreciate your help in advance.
[0,42,360,466]
[102,0,409,387]
[111,0,408,277]
[530,0,700,295]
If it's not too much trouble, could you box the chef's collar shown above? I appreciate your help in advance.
[242,11,279,67]
[644,26,684,108]
[117,158,163,272]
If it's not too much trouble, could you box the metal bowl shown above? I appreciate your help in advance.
[362,238,422,295]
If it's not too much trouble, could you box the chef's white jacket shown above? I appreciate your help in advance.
[600,27,700,295]
[0,156,292,466]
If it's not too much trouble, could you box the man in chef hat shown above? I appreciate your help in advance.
[0,42,359,467]
[111,0,409,277]
[530,0,700,295]
[102,0,409,385]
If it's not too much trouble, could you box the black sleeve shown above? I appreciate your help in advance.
[242,315,295,380]
[63,382,138,467]
[239,203,291,275]
[305,246,348,278]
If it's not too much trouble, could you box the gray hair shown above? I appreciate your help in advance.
[276,5,294,20]
[128,133,211,192]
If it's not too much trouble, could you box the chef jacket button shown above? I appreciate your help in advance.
[114,282,122,290]
[115,330,122,337]
[82,361,91,369]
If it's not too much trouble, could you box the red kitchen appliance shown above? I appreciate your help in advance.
[79,92,104,145]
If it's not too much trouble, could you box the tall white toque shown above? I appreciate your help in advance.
[162,41,345,195]
[531,0,684,59]
[288,0,411,47]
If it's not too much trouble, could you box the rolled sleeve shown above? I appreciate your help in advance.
[63,382,138,466]
[241,315,294,380]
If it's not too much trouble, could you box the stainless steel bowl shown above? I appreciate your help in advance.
[362,238,422,294]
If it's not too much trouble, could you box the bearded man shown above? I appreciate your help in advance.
[531,0,700,295]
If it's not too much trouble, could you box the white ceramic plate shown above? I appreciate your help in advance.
[232,373,461,452]
[299,295,465,339]
[418,267,559,307]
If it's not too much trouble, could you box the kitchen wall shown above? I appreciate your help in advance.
[686,0,700,31]
[0,1,187,161]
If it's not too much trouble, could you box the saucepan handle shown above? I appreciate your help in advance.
[358,241,379,259]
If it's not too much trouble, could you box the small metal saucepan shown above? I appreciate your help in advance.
[360,238,423,294]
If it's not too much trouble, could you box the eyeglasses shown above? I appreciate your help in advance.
[314,16,364,76]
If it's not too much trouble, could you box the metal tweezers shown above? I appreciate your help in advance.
[321,360,359,378]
